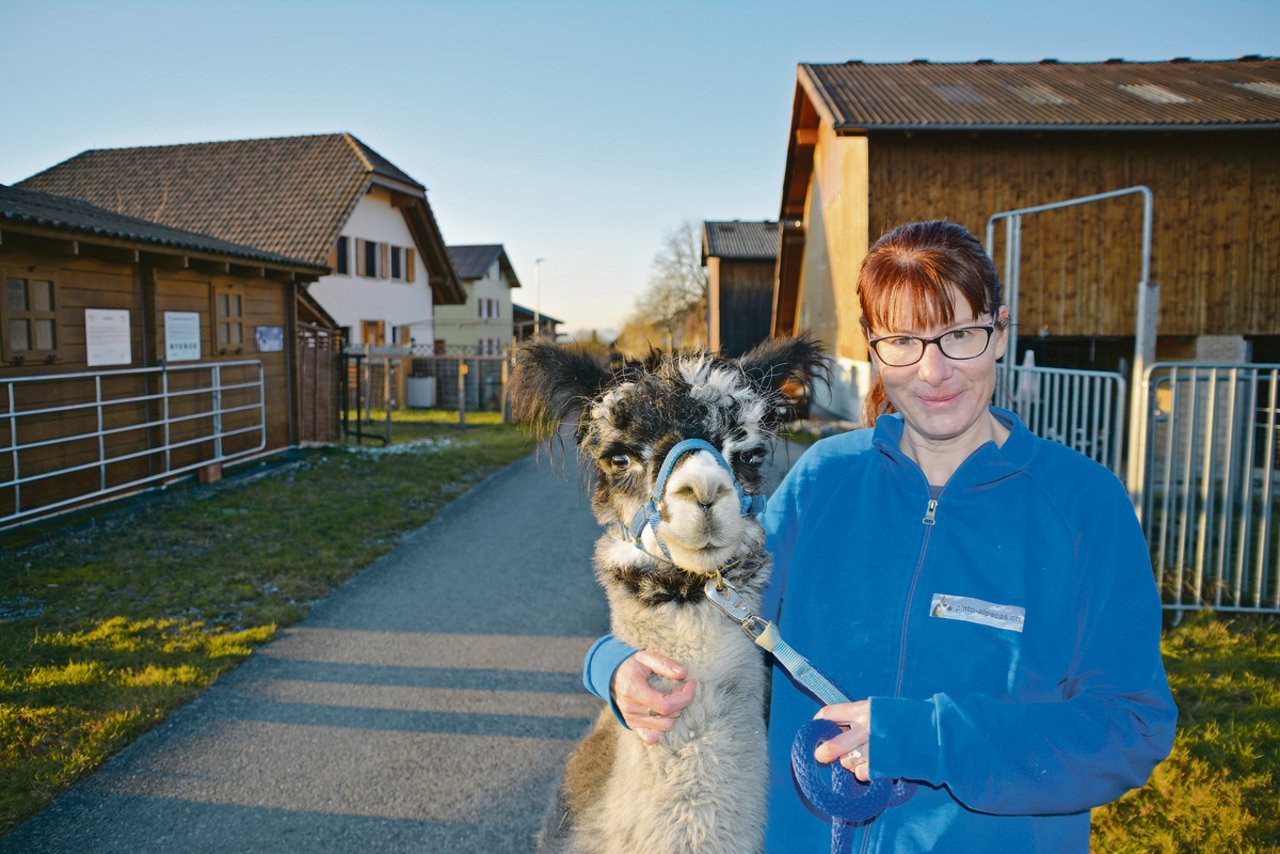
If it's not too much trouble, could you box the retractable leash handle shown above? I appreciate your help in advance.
[704,578,917,829]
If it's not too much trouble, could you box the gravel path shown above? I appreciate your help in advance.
[4,439,808,853]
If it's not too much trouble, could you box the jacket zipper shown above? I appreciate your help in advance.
[855,493,938,854]
[893,497,937,698]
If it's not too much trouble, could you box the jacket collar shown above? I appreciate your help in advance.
[871,406,1036,495]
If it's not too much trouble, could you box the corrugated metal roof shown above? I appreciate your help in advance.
[17,133,427,265]
[703,220,780,260]
[0,184,325,272]
[801,58,1280,130]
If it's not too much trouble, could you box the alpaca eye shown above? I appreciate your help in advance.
[742,447,767,467]
[609,454,632,472]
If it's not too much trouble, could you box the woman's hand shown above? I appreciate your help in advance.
[611,649,696,745]
[812,700,872,782]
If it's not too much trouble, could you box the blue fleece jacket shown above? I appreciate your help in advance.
[584,408,1177,853]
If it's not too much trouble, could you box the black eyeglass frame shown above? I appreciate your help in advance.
[866,324,997,367]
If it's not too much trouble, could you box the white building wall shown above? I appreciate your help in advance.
[307,186,434,346]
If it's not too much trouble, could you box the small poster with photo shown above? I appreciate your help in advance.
[255,326,284,353]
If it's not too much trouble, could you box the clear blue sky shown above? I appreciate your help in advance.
[3,0,1275,334]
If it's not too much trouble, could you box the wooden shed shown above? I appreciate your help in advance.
[1,185,330,526]
[774,57,1280,417]
[701,220,778,357]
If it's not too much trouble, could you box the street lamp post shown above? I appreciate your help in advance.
[533,257,545,338]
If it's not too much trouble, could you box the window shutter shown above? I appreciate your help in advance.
[327,244,338,269]
[356,239,367,276]
[406,248,416,282]
[380,242,389,279]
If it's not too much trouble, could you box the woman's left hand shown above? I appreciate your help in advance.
[812,700,872,782]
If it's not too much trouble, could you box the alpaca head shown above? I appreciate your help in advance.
[511,337,826,577]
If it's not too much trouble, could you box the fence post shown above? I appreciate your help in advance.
[458,359,468,426]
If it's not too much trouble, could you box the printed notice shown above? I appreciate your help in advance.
[929,593,1025,633]
[85,309,132,367]
[165,312,202,362]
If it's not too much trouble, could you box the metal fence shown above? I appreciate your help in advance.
[409,354,510,413]
[995,362,1127,476]
[1140,362,1280,616]
[1,360,265,526]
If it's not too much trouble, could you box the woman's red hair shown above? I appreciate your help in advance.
[858,221,1004,425]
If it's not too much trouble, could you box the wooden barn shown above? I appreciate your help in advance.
[1,185,331,526]
[773,57,1280,418]
[701,220,778,358]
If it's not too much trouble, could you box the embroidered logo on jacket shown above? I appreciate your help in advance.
[930,593,1025,633]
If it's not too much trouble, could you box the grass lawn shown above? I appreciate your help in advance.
[0,416,530,834]
[1092,614,1279,851]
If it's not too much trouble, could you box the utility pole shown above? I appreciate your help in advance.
[533,257,545,338]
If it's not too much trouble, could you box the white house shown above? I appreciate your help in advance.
[18,133,465,349]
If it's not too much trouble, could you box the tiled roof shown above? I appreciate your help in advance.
[18,133,426,266]
[446,243,521,287]
[448,244,502,280]
[1,184,325,273]
[703,220,780,260]
[801,57,1280,130]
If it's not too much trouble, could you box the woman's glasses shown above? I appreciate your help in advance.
[867,325,995,367]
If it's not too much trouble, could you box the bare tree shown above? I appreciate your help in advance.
[633,220,708,352]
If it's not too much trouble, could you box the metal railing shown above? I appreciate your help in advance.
[2,360,265,525]
[1141,362,1280,616]
[994,362,1127,476]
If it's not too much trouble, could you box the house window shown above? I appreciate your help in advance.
[361,320,385,345]
[2,270,60,364]
[213,284,245,354]
[390,246,403,280]
[363,240,379,278]
[335,236,350,275]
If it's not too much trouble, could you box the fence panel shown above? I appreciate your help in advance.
[1142,363,1280,616]
[1,361,265,526]
[994,362,1127,476]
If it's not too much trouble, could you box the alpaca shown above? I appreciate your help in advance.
[511,337,825,854]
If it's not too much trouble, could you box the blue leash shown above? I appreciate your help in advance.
[705,578,918,848]
[633,438,916,849]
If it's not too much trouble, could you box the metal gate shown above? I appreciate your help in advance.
[1139,362,1280,616]
[995,362,1127,476]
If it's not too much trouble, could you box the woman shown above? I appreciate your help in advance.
[584,220,1176,851]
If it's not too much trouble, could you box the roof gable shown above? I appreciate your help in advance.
[18,132,464,303]
[447,243,521,287]
[801,58,1280,130]
[702,220,780,261]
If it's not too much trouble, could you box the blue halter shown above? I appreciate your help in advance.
[624,438,766,562]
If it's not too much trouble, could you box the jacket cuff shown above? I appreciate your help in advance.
[582,634,637,728]
[869,695,940,782]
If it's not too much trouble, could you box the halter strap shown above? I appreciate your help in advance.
[624,438,766,560]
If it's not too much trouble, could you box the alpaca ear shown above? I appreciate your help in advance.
[510,341,610,439]
[738,334,829,397]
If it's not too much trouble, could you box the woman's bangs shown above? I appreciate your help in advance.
[865,272,957,333]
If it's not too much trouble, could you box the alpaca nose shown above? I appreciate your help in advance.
[674,482,729,508]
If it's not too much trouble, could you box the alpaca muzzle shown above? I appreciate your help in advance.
[623,438,765,563]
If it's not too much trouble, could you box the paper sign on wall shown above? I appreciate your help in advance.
[165,312,202,362]
[85,309,132,367]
